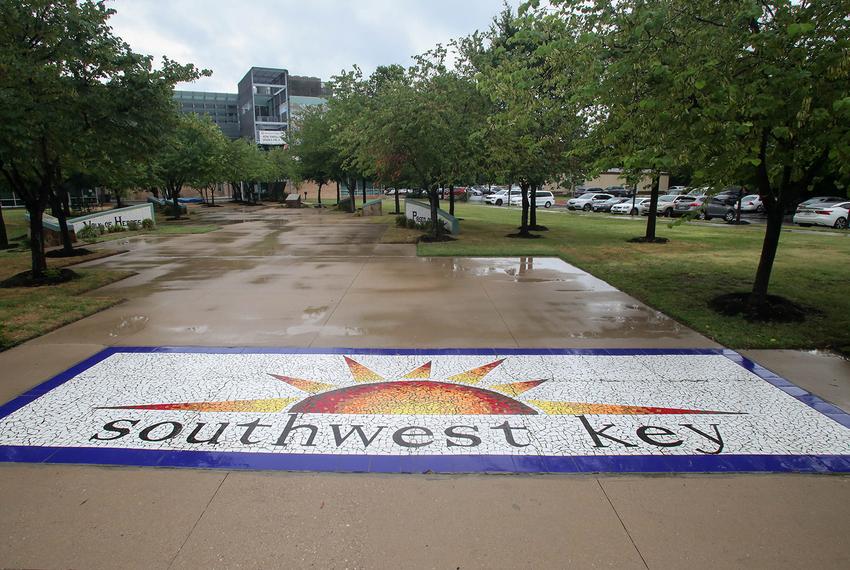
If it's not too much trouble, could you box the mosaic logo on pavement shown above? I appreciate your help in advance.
[0,349,848,473]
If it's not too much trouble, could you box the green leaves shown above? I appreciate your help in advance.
[787,22,814,38]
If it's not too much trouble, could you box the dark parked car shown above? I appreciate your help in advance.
[604,186,634,197]
[703,194,741,222]
[672,195,707,218]
[593,196,631,212]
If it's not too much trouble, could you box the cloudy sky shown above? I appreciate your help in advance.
[109,0,519,93]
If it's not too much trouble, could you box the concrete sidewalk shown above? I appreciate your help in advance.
[1,205,848,569]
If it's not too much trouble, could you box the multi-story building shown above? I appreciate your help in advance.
[173,91,240,138]
[174,67,327,146]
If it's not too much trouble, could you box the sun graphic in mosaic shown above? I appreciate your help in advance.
[98,356,738,416]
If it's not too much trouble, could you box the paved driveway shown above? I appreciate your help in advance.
[0,205,847,569]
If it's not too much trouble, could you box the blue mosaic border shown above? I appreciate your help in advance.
[1,346,848,474]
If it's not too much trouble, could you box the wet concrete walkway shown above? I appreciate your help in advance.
[1,205,848,569]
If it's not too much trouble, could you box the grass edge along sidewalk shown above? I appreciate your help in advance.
[0,209,219,351]
[412,202,850,354]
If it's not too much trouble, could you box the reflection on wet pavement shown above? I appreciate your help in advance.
[43,205,715,349]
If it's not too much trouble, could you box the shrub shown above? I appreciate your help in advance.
[395,215,407,227]
[141,218,155,230]
[76,225,99,242]
[126,220,140,231]
[106,224,125,234]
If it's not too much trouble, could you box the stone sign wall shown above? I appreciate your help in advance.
[404,198,459,234]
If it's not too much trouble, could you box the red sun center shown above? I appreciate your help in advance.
[289,381,538,415]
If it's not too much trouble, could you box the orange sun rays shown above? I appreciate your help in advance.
[344,356,384,383]
[101,357,736,416]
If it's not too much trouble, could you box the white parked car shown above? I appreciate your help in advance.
[509,190,555,208]
[611,198,649,215]
[641,194,691,216]
[793,200,849,229]
[739,194,764,213]
[485,188,521,206]
[567,192,614,211]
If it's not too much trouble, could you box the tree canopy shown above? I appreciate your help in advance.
[0,0,206,274]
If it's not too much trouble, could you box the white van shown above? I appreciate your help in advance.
[509,190,555,208]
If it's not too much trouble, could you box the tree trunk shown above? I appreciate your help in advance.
[644,175,660,241]
[529,184,537,227]
[0,201,8,248]
[51,195,74,255]
[735,189,743,223]
[449,184,455,216]
[428,187,441,239]
[26,202,47,278]
[62,190,70,217]
[317,182,323,205]
[348,178,356,213]
[361,178,367,205]
[211,185,216,206]
[750,198,784,305]
[336,181,340,205]
[515,182,530,237]
[115,192,123,209]
[171,186,182,219]
[394,187,400,214]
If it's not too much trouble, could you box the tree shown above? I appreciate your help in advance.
[149,114,225,219]
[0,190,8,249]
[326,67,372,213]
[546,1,684,243]
[223,139,253,202]
[186,118,229,207]
[470,6,580,238]
[268,145,300,202]
[292,105,336,206]
[0,0,205,277]
[551,0,850,307]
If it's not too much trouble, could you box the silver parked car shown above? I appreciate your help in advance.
[567,192,614,211]
[593,196,631,212]
[640,194,691,216]
[611,197,650,215]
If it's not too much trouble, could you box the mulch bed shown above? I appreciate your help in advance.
[418,234,456,243]
[45,248,94,258]
[627,236,669,243]
[709,292,810,323]
[1,268,79,288]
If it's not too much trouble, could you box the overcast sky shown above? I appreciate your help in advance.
[109,0,519,93]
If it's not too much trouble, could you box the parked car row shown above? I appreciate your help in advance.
[483,188,555,208]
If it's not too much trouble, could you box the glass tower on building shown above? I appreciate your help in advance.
[174,67,327,145]
[237,67,289,145]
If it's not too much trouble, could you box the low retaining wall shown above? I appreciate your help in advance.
[27,204,156,245]
[404,198,459,235]
[362,199,383,216]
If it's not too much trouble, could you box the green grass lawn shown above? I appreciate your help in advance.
[414,203,850,353]
[0,207,219,351]
[1,207,27,241]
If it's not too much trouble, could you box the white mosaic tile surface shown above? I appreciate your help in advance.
[1,352,848,457]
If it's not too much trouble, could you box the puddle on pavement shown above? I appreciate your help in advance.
[302,306,330,322]
[448,257,614,290]
[165,324,210,334]
[261,324,365,337]
[108,315,149,338]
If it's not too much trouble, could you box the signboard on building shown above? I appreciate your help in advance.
[257,130,286,146]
